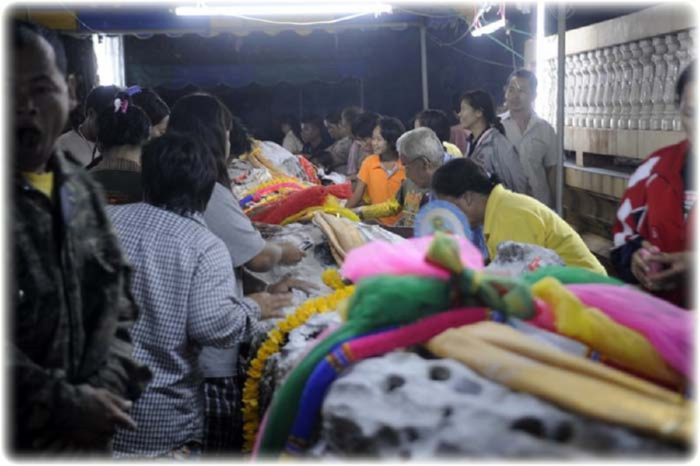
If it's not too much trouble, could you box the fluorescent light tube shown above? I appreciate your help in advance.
[175,3,393,17]
[471,18,506,37]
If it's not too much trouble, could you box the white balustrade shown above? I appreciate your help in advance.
[649,37,668,130]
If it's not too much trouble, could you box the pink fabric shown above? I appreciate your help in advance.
[342,235,484,282]
[530,298,556,332]
[347,307,489,360]
[567,284,693,378]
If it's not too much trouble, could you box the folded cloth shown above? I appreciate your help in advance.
[532,277,683,388]
[567,284,693,379]
[342,234,483,283]
[522,265,624,286]
[252,184,352,224]
[313,212,365,264]
[425,322,691,444]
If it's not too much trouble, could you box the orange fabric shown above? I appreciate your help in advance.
[357,155,406,225]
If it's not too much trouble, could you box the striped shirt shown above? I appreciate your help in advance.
[108,202,264,457]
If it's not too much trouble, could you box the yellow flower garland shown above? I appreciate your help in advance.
[241,276,354,452]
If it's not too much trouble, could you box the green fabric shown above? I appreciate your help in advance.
[522,266,624,286]
[456,269,535,320]
[258,275,451,455]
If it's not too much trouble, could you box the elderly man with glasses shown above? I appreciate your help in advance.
[353,127,448,227]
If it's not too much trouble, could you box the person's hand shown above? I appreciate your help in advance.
[646,251,691,291]
[279,242,305,265]
[267,275,319,295]
[248,292,292,319]
[78,384,137,432]
[631,241,660,289]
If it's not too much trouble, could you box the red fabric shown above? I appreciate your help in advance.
[297,155,321,185]
[251,183,352,224]
[612,140,694,306]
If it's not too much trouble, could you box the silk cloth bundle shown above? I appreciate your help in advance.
[566,283,692,379]
[313,212,366,264]
[531,278,684,387]
[251,184,352,224]
[425,321,691,444]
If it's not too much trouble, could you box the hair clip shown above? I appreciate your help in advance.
[127,85,142,96]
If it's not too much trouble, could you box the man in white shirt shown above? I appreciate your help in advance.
[56,85,121,166]
[501,69,559,208]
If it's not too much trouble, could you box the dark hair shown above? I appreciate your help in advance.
[301,114,331,144]
[141,133,217,216]
[415,109,451,142]
[461,90,506,135]
[432,158,499,197]
[13,20,67,76]
[301,114,325,131]
[132,88,170,126]
[341,106,363,127]
[507,68,538,93]
[324,111,342,125]
[86,85,123,114]
[96,92,151,151]
[168,93,232,187]
[230,114,254,159]
[377,116,406,153]
[279,114,302,140]
[351,112,379,139]
[676,61,695,105]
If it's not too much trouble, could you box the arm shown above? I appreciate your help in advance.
[11,345,137,449]
[345,179,367,209]
[546,165,558,202]
[610,160,652,284]
[188,241,269,348]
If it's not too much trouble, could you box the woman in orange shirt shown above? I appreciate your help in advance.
[346,116,406,225]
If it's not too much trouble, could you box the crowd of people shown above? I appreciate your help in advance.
[11,17,694,459]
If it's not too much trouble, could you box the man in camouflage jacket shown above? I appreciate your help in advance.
[11,20,151,455]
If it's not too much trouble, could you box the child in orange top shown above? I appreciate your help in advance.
[346,116,406,225]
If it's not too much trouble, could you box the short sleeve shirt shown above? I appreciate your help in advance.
[358,155,406,225]
[502,112,559,207]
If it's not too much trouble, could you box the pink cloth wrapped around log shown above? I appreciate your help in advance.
[567,284,692,379]
[341,235,484,282]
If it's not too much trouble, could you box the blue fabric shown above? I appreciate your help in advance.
[285,327,393,454]
[472,225,489,260]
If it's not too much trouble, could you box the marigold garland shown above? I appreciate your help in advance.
[321,268,345,290]
[241,282,355,452]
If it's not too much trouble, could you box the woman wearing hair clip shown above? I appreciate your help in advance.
[432,157,606,273]
[89,90,151,204]
[458,90,529,194]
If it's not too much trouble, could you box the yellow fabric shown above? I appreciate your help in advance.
[459,321,684,404]
[531,277,683,387]
[23,171,54,199]
[241,143,292,179]
[426,322,692,444]
[313,212,366,265]
[281,196,360,225]
[357,155,405,226]
[443,141,463,158]
[358,197,402,221]
[483,184,606,274]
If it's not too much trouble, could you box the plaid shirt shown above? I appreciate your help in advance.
[108,203,265,457]
[12,151,151,453]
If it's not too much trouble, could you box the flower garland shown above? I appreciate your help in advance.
[241,270,353,452]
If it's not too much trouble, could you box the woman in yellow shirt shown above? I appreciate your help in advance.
[432,157,606,274]
[346,116,406,225]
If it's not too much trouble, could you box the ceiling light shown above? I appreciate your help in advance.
[175,2,393,17]
[471,18,506,37]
